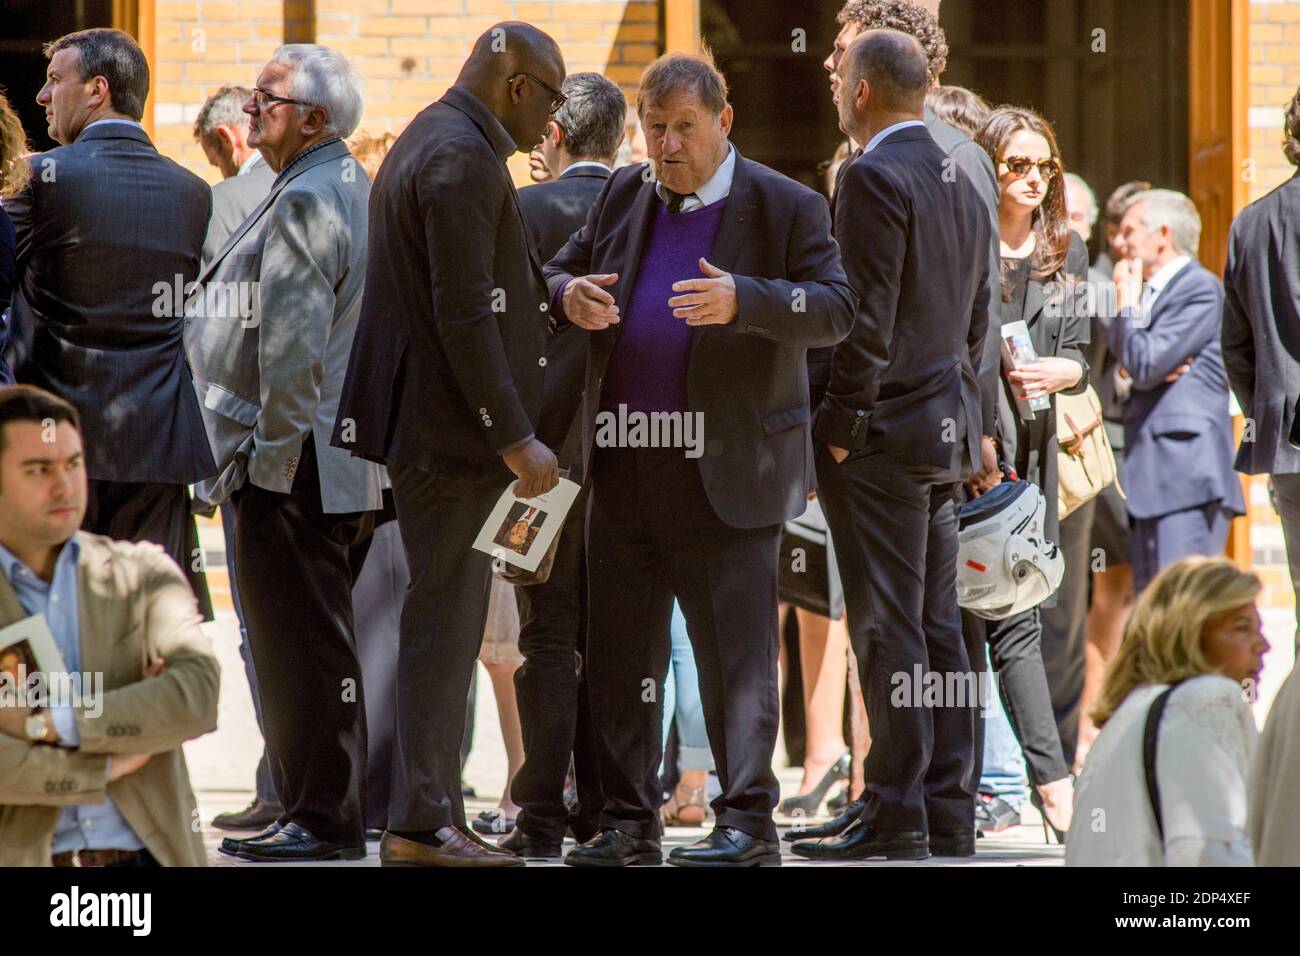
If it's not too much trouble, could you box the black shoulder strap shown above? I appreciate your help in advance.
[1142,681,1185,846]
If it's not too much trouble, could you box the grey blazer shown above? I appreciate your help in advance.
[184,139,382,514]
[1223,170,1300,476]
[202,154,275,265]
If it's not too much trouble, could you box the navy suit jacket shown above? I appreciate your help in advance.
[7,123,215,483]
[544,149,856,529]
[815,125,992,481]
[1108,259,1245,520]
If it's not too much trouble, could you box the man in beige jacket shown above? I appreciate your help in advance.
[0,386,220,866]
[1250,667,1300,866]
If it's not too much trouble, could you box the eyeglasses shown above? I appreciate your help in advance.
[508,73,567,113]
[1000,155,1061,182]
[251,87,313,110]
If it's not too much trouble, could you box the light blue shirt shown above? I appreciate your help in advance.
[0,537,143,853]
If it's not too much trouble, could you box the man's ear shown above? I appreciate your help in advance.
[215,125,238,161]
[718,103,734,137]
[89,75,112,111]
[301,104,329,137]
[547,119,563,148]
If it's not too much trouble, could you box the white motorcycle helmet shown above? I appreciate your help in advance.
[956,480,1063,621]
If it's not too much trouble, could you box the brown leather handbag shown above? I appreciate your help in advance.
[1056,385,1123,520]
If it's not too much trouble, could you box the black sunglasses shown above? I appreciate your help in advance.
[251,86,313,110]
[508,73,567,113]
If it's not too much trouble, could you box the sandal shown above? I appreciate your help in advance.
[660,783,712,827]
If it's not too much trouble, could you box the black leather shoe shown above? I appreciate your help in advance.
[790,820,928,861]
[234,822,366,862]
[667,827,781,867]
[929,828,976,857]
[212,797,284,832]
[564,828,661,867]
[498,827,562,859]
[218,821,282,857]
[781,798,865,842]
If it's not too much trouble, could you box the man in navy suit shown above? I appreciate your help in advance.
[1110,189,1245,592]
[546,51,855,867]
[793,29,990,863]
[502,71,627,857]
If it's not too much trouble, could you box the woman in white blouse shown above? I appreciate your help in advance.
[1067,558,1269,866]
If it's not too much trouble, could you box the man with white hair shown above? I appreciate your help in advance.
[1110,189,1245,592]
[184,44,383,862]
[193,85,275,264]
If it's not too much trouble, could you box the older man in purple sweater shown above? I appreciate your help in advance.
[545,50,855,868]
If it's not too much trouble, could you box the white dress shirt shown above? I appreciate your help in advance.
[238,151,264,176]
[1067,674,1256,867]
[863,119,926,153]
[654,143,736,211]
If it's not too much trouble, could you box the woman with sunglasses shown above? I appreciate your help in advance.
[972,106,1091,842]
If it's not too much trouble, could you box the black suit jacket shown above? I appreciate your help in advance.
[544,149,856,530]
[1223,170,1300,476]
[518,164,611,465]
[7,123,216,483]
[333,87,549,470]
[815,125,991,481]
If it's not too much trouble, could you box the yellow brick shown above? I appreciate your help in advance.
[617,41,657,64]
[565,22,620,41]
[252,21,288,41]
[615,21,658,42]
[1267,45,1300,65]
[186,61,259,83]
[393,0,465,10]
[316,15,358,35]
[515,2,554,18]
[199,2,240,20]
[356,56,428,76]
[190,21,261,40]
[327,36,395,56]
[1252,64,1284,84]
[390,36,468,56]
[464,0,511,16]
[424,16,496,35]
[390,77,446,97]
[157,40,205,61]
[157,2,194,17]
[1268,3,1300,22]
[1253,23,1285,44]
[155,61,184,82]
[554,2,628,21]
[237,0,286,20]
[155,83,209,104]
[237,42,282,60]
[359,16,429,35]
[624,1,658,22]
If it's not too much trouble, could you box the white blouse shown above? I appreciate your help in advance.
[1066,675,1257,867]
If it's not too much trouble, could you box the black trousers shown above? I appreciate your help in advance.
[587,447,782,842]
[1038,497,1095,768]
[84,478,213,620]
[232,438,372,845]
[816,444,975,833]
[511,484,603,843]
[387,457,503,832]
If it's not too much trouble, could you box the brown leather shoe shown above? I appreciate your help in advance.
[379,828,525,867]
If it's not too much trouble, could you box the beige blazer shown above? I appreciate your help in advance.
[0,532,220,866]
[1250,668,1300,866]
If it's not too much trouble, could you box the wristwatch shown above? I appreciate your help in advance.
[24,710,52,743]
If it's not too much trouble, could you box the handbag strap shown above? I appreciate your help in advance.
[1142,680,1187,846]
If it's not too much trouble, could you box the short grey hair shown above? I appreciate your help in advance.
[554,72,627,161]
[1064,172,1098,227]
[1128,188,1201,256]
[193,85,251,145]
[638,50,729,117]
[269,44,364,138]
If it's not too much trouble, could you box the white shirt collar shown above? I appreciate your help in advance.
[82,117,145,133]
[238,151,264,176]
[1147,254,1192,296]
[655,143,736,210]
[561,160,611,175]
[864,119,926,154]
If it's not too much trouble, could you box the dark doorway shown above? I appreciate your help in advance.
[0,0,115,154]
[702,0,847,195]
[941,0,1190,253]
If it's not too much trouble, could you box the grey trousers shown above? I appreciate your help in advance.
[1269,473,1300,652]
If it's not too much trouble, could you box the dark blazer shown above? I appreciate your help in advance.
[998,231,1092,545]
[1223,171,1300,476]
[816,125,991,482]
[333,86,549,470]
[544,149,856,530]
[7,123,216,484]
[518,163,611,462]
[0,205,14,384]
[1109,259,1245,520]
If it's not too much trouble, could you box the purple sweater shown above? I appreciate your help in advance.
[600,198,728,413]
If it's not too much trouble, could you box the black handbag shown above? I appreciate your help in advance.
[778,497,844,620]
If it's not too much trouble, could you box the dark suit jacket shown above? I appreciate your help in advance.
[7,123,216,483]
[1109,259,1245,520]
[544,149,856,530]
[0,205,14,384]
[999,231,1092,544]
[333,87,549,470]
[518,164,610,468]
[815,125,991,482]
[1223,171,1300,475]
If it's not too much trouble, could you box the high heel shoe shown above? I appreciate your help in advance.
[1028,789,1066,844]
[778,751,851,816]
